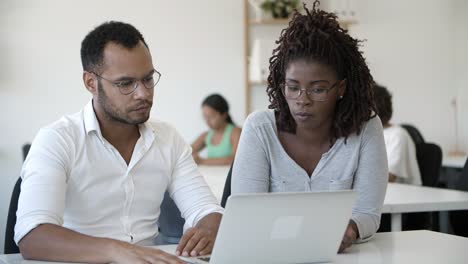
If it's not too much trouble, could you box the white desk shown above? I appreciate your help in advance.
[1,231,467,264]
[442,154,467,169]
[198,165,230,202]
[198,167,468,232]
[383,183,468,231]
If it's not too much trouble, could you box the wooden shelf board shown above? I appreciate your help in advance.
[248,18,290,25]
[249,80,268,86]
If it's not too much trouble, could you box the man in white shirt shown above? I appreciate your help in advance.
[374,84,422,185]
[15,21,223,264]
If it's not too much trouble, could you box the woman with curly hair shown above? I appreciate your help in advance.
[232,1,388,252]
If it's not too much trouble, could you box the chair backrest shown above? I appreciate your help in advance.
[157,163,234,243]
[157,191,185,244]
[22,144,31,161]
[454,158,468,191]
[4,143,31,254]
[416,143,443,187]
[450,158,468,237]
[400,124,441,187]
[4,177,22,254]
[401,124,425,145]
[221,164,233,208]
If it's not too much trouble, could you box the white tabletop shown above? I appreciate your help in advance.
[383,182,468,213]
[2,231,467,264]
[333,230,468,264]
[199,167,468,214]
[442,154,467,169]
[198,165,231,202]
[199,166,468,231]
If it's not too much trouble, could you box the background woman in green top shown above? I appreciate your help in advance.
[191,94,241,165]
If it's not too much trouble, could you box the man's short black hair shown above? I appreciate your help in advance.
[80,21,149,73]
[373,84,393,125]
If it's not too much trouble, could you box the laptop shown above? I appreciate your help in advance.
[183,191,356,264]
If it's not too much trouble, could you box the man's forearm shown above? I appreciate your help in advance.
[19,223,121,263]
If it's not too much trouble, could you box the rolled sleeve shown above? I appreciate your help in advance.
[168,130,223,231]
[15,128,70,244]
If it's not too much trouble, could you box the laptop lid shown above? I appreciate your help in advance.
[206,191,357,264]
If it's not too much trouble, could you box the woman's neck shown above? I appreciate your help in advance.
[383,122,392,129]
[295,121,333,147]
[213,122,229,134]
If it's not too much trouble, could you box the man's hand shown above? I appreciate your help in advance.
[176,213,222,257]
[192,153,202,164]
[111,240,185,264]
[338,220,359,253]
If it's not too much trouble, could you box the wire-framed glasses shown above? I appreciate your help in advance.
[92,70,161,95]
[283,80,341,102]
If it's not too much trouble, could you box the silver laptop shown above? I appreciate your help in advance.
[184,191,356,264]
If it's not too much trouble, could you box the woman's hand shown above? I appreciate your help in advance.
[338,220,359,253]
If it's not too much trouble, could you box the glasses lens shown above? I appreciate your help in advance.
[143,71,161,89]
[119,82,137,95]
[284,85,300,99]
[153,72,161,87]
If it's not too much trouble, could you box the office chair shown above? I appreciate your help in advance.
[22,144,31,161]
[416,143,443,187]
[379,126,442,232]
[4,143,30,254]
[156,191,186,244]
[4,178,22,254]
[157,163,234,244]
[220,164,233,208]
[401,124,425,145]
[449,158,468,237]
[401,126,442,231]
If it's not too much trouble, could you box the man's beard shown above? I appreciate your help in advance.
[97,81,151,125]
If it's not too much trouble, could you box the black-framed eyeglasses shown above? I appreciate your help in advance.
[283,80,342,102]
[92,70,161,95]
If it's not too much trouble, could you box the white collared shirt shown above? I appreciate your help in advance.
[15,101,223,245]
[383,125,422,185]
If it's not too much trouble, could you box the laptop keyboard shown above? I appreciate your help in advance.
[184,256,211,263]
[198,256,211,262]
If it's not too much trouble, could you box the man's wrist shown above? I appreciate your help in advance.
[196,213,222,229]
[103,238,127,262]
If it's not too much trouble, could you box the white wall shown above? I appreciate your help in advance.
[349,0,463,152]
[454,0,468,152]
[0,0,244,251]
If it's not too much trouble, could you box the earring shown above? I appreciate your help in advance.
[339,95,343,99]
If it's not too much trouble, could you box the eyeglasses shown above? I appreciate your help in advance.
[283,80,341,102]
[92,70,161,95]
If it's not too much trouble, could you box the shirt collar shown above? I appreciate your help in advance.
[84,100,156,145]
[84,100,102,136]
[139,121,156,148]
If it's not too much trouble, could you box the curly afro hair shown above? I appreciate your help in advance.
[266,0,376,141]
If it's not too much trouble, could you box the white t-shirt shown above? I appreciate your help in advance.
[383,125,422,185]
[15,101,223,245]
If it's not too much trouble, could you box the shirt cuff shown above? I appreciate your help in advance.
[15,215,62,244]
[351,213,379,243]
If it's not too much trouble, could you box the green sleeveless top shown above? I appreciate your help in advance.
[205,123,234,158]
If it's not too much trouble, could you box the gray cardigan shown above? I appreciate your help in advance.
[232,110,388,240]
